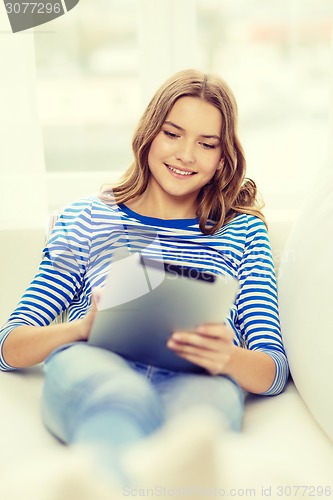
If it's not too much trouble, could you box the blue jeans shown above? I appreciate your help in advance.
[41,343,245,475]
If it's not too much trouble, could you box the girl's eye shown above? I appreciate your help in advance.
[163,130,179,139]
[201,142,216,150]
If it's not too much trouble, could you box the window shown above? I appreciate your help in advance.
[34,0,332,210]
[196,0,332,207]
[34,0,140,173]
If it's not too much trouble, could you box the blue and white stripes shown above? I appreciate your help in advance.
[0,196,289,394]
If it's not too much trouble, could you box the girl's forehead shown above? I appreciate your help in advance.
[165,96,222,134]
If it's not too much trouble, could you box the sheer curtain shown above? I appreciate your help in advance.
[137,0,197,109]
[0,10,47,323]
[0,17,47,230]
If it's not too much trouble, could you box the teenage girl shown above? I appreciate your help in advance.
[0,69,288,482]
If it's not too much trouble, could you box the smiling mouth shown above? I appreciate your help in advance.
[165,164,197,176]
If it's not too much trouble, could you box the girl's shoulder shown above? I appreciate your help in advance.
[54,194,123,224]
[217,213,267,237]
[211,213,270,257]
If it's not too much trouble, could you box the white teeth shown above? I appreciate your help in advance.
[167,165,193,176]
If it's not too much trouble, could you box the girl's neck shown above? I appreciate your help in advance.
[126,189,197,220]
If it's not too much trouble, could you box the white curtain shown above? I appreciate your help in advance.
[0,11,47,231]
[138,0,197,110]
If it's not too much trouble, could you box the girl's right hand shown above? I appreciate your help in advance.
[2,287,103,369]
[75,288,101,340]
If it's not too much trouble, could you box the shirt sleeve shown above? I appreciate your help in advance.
[230,215,289,395]
[0,198,93,371]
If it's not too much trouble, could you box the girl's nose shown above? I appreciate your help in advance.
[176,141,195,165]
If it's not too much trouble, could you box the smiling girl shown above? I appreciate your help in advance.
[0,69,288,484]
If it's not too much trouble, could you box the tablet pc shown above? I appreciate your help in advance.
[88,253,238,373]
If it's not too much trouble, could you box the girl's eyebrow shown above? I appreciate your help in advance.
[164,120,221,141]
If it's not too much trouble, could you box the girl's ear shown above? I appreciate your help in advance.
[217,158,224,170]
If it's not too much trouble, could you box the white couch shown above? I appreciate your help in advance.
[0,208,332,500]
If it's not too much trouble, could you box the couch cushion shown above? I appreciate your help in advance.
[278,159,333,442]
[264,209,299,273]
[223,382,333,488]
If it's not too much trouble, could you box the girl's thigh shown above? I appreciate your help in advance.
[156,373,246,432]
[41,343,165,443]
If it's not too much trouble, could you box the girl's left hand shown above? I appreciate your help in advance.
[167,323,235,376]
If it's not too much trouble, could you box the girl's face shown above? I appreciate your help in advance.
[147,96,223,209]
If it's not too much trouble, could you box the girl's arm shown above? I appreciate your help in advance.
[168,216,289,395]
[0,198,96,371]
[167,323,276,394]
[2,303,96,369]
[222,343,276,394]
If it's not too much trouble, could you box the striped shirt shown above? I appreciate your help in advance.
[0,196,289,394]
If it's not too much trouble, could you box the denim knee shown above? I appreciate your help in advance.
[74,370,165,435]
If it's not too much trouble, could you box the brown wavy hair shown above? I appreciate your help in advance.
[100,69,265,235]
